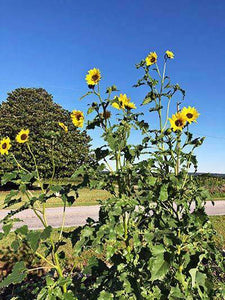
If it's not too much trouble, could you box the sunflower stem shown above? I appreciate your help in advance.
[11,153,29,173]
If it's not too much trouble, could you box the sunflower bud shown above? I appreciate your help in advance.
[92,102,98,108]
[100,110,111,120]
[165,128,172,135]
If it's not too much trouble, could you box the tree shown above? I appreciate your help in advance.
[0,88,93,178]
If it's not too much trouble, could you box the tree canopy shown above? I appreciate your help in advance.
[0,88,93,178]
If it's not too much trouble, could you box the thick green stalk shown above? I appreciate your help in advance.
[182,149,194,188]
[50,141,56,185]
[155,61,167,152]
[163,97,172,130]
[115,152,122,198]
[157,61,167,133]
[175,133,181,176]
[27,143,44,192]
[58,202,66,242]
[103,158,114,174]
[54,252,67,293]
[35,252,56,269]
[175,103,181,175]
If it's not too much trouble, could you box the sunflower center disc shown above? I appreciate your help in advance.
[2,143,7,149]
[21,134,27,140]
[92,75,99,82]
[175,120,183,127]
[186,113,193,119]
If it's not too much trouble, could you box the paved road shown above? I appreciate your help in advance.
[0,201,224,230]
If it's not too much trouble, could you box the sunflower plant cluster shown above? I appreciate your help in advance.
[0,128,83,299]
[0,51,224,299]
[70,52,224,299]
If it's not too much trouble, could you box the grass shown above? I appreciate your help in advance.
[211,197,225,201]
[0,188,111,210]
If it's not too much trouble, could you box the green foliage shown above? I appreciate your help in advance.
[0,88,93,178]
[0,261,27,288]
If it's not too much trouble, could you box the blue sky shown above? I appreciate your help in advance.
[0,0,224,173]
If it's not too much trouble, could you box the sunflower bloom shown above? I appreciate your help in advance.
[123,98,136,110]
[16,129,29,143]
[112,94,136,110]
[145,52,157,66]
[71,110,84,128]
[85,68,101,86]
[165,50,174,59]
[0,137,11,155]
[112,102,121,110]
[169,112,187,131]
[181,107,199,124]
[58,122,68,133]
[112,94,124,110]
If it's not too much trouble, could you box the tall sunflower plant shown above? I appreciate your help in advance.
[70,52,224,299]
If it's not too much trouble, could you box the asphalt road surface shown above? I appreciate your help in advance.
[0,201,224,230]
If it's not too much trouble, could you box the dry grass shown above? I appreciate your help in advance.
[210,215,225,249]
[0,216,224,272]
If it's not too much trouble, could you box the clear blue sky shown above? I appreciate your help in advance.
[0,0,224,173]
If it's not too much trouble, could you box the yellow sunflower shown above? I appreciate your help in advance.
[181,107,199,124]
[85,68,101,86]
[123,99,136,110]
[112,94,124,110]
[112,94,136,110]
[16,129,30,143]
[165,50,174,59]
[0,137,11,155]
[58,122,68,133]
[71,110,84,128]
[169,112,187,131]
[145,52,157,66]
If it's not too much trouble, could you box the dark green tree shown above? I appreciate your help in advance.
[0,88,93,178]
